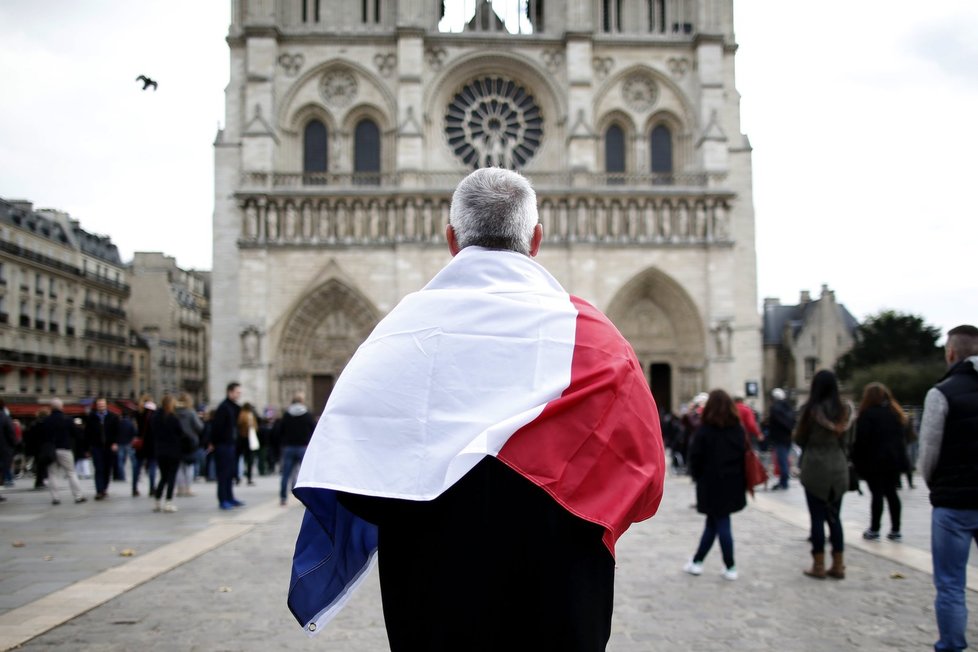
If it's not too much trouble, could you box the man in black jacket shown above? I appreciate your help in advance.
[209,382,243,510]
[919,324,978,652]
[42,398,86,504]
[767,388,796,490]
[84,397,119,500]
[0,402,14,501]
[277,392,317,506]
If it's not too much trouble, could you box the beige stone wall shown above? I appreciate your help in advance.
[211,0,761,414]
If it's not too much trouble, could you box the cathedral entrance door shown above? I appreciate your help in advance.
[649,363,672,413]
[312,374,335,417]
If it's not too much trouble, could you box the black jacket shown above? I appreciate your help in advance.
[84,410,120,449]
[210,398,241,446]
[930,359,978,509]
[151,411,185,461]
[278,404,317,447]
[689,423,747,517]
[767,400,796,445]
[853,404,909,479]
[42,409,77,451]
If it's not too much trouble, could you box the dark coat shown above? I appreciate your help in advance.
[151,411,184,461]
[84,410,120,449]
[767,399,796,445]
[689,423,747,517]
[210,399,240,446]
[853,404,910,479]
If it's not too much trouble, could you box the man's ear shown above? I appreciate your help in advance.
[446,224,461,256]
[528,224,543,257]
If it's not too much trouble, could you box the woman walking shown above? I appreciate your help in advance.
[853,382,909,541]
[237,403,259,486]
[683,389,747,581]
[151,395,183,513]
[794,370,853,579]
[174,392,203,497]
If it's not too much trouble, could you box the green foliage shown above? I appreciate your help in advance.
[836,310,943,381]
[846,360,946,406]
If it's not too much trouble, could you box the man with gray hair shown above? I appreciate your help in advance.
[289,168,665,650]
[919,324,978,652]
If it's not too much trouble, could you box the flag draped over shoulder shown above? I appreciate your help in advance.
[288,247,665,634]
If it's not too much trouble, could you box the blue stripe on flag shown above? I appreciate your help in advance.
[288,487,378,633]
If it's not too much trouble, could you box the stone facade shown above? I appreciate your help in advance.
[0,198,133,404]
[211,0,761,414]
[127,253,211,405]
[762,285,859,401]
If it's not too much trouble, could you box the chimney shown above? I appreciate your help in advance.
[763,297,781,309]
[799,290,811,304]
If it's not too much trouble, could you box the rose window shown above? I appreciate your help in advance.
[445,77,543,169]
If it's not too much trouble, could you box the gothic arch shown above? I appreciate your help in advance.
[594,64,697,129]
[605,267,706,409]
[276,279,381,404]
[277,58,397,134]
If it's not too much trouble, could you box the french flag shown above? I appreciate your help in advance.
[288,247,666,634]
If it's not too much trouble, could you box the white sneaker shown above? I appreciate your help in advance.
[722,566,738,581]
[163,502,178,513]
[683,559,703,576]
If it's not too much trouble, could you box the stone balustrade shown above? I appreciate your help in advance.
[236,191,734,247]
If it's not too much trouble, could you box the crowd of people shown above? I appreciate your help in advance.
[0,385,316,512]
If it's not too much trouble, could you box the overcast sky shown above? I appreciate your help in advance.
[1,1,975,334]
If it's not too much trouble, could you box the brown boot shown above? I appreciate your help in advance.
[827,551,845,579]
[804,552,826,579]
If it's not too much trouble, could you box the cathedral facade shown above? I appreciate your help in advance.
[211,0,761,415]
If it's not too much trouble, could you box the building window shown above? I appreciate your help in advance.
[804,357,817,380]
[605,124,626,183]
[20,300,30,327]
[362,0,380,23]
[0,262,6,284]
[301,0,320,22]
[0,295,6,323]
[48,277,56,298]
[650,124,673,180]
[303,120,328,178]
[66,310,75,336]
[65,372,73,395]
[35,273,43,295]
[445,76,543,169]
[354,118,381,184]
[602,0,622,32]
[649,0,666,33]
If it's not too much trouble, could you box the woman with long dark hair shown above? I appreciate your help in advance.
[794,370,853,579]
[151,395,183,513]
[683,389,747,580]
[853,382,909,541]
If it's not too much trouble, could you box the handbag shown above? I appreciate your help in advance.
[744,433,768,497]
[247,426,260,452]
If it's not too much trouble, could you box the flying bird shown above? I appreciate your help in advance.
[136,75,158,91]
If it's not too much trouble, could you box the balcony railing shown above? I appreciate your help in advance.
[240,170,723,193]
[83,300,127,319]
[83,329,127,345]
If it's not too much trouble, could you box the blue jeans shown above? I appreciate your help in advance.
[805,490,844,554]
[693,514,735,569]
[774,442,791,488]
[116,444,137,482]
[932,507,978,651]
[279,445,306,501]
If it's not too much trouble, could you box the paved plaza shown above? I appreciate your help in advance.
[1,470,976,651]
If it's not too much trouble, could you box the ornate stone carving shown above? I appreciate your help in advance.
[445,76,543,169]
[241,327,261,364]
[374,53,396,77]
[425,46,447,71]
[667,57,690,78]
[541,49,563,73]
[592,56,614,79]
[277,52,305,77]
[320,69,358,107]
[621,73,658,112]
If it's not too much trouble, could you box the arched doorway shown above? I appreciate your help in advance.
[276,279,380,415]
[605,268,706,412]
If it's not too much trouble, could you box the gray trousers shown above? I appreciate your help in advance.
[47,449,84,500]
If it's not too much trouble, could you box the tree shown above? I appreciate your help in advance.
[836,310,945,405]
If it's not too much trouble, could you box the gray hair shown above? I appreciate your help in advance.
[50,398,63,410]
[449,168,538,255]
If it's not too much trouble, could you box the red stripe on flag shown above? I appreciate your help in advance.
[497,296,666,557]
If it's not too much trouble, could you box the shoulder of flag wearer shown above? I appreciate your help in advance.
[497,295,666,557]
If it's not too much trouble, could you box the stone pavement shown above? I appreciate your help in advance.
[1,471,976,651]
